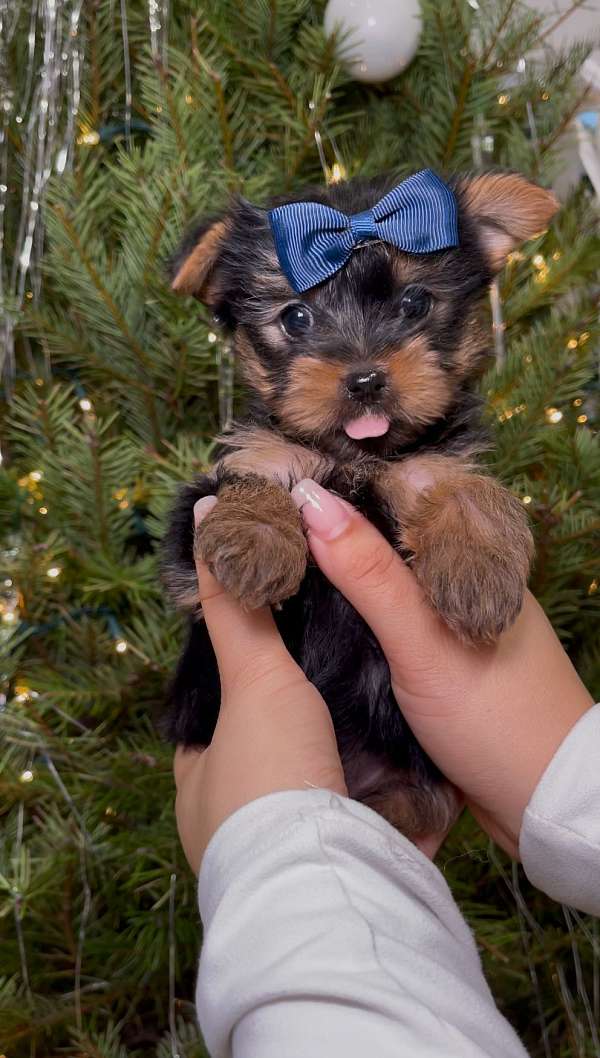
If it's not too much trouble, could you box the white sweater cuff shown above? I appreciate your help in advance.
[519,703,600,914]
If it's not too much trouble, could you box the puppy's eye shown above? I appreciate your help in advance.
[399,286,432,320]
[280,303,313,337]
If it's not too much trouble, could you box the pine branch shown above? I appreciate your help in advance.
[442,60,476,166]
[190,19,235,175]
[536,84,592,166]
[155,59,188,160]
[49,205,163,451]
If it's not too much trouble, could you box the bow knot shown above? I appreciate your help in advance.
[268,169,458,294]
[349,209,378,243]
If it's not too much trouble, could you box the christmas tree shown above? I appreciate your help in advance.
[1,1,599,1054]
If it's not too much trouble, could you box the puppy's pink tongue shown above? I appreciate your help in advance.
[344,414,390,440]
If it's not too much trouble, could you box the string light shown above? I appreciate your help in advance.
[522,495,532,505]
[2,612,17,625]
[567,338,578,350]
[30,470,42,482]
[112,487,130,510]
[115,639,128,654]
[15,687,38,702]
[532,254,546,269]
[573,398,583,407]
[552,251,561,261]
[497,403,526,423]
[545,407,563,424]
[76,127,100,146]
[79,397,92,411]
[38,506,48,515]
[3,579,12,588]
[577,414,588,424]
[19,770,34,783]
[589,580,598,596]
[185,94,193,104]
[497,93,510,105]
[207,331,217,343]
[46,566,61,579]
[579,332,590,344]
[327,162,347,184]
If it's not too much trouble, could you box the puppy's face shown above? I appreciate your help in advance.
[171,173,557,458]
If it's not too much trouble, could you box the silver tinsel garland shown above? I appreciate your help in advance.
[0,0,170,391]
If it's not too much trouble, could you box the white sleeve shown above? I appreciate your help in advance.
[519,703,600,914]
[196,789,529,1058]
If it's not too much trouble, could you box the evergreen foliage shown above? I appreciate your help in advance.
[1,1,599,1054]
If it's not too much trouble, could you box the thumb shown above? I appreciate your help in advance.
[290,479,443,679]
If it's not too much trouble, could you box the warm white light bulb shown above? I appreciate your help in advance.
[115,639,128,654]
[545,408,563,425]
[46,566,61,578]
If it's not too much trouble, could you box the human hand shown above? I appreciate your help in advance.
[173,495,347,874]
[290,479,593,858]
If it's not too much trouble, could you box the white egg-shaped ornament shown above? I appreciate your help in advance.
[324,0,422,83]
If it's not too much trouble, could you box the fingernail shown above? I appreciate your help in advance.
[194,495,217,526]
[291,479,351,541]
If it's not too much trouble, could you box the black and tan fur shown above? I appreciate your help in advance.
[162,170,557,838]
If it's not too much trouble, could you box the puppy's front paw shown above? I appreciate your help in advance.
[404,477,533,643]
[412,538,529,643]
[194,478,308,609]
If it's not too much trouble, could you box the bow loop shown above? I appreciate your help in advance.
[268,169,458,294]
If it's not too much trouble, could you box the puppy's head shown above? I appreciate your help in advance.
[170,172,557,457]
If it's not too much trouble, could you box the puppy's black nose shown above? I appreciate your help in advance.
[346,369,387,401]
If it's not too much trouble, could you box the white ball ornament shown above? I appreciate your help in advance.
[324,0,422,83]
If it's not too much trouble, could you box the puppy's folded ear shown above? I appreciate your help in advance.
[459,172,559,272]
[169,216,232,302]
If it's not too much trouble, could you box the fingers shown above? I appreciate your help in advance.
[290,479,443,673]
[193,497,299,693]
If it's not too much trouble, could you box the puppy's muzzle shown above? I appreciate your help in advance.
[346,368,387,402]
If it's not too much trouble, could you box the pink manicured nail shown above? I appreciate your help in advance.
[291,479,351,540]
[193,495,217,526]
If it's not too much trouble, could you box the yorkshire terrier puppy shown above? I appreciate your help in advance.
[162,169,557,838]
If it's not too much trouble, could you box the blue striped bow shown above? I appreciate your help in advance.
[268,169,459,294]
